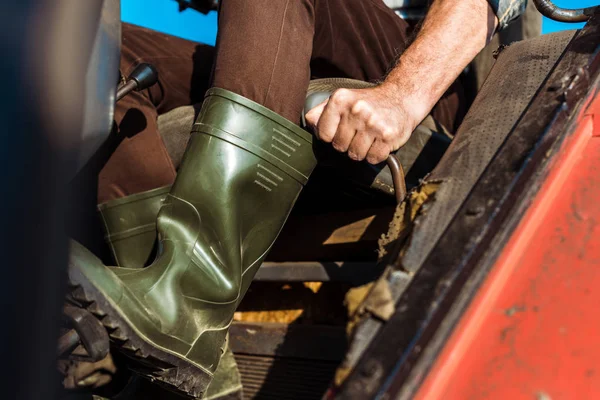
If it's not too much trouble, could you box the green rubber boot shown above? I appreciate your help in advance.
[68,88,316,399]
[97,186,243,399]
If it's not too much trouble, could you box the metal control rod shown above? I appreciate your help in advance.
[387,154,407,203]
[116,79,138,101]
[533,0,599,23]
[116,62,158,102]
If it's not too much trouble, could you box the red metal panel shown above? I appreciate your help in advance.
[415,93,600,400]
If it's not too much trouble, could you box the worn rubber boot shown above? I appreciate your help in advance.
[68,88,317,399]
[98,186,243,399]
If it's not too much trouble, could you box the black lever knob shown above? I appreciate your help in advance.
[116,63,159,101]
[128,63,159,91]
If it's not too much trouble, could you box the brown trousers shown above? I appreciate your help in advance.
[99,0,464,203]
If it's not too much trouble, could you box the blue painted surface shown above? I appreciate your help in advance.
[122,0,595,44]
[121,0,217,44]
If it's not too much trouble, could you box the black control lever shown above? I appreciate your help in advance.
[116,63,158,101]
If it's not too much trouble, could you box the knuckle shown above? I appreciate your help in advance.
[380,127,396,141]
[365,115,378,128]
[351,100,369,116]
[331,89,351,105]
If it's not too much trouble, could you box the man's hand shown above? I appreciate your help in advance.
[306,0,498,165]
[305,84,418,165]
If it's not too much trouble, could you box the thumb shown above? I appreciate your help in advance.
[305,99,328,129]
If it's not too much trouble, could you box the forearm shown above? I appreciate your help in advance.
[383,0,498,124]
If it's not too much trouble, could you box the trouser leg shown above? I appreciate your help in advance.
[97,23,215,203]
[212,0,316,123]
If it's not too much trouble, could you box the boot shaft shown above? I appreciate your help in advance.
[108,88,317,343]
[156,88,317,304]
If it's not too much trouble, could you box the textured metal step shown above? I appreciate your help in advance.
[235,354,338,400]
[230,322,346,399]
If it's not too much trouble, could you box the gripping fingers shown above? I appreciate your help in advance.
[366,139,392,165]
[331,114,357,152]
[305,100,327,132]
[316,100,342,143]
[348,131,375,161]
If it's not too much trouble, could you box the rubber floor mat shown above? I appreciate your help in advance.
[401,30,578,272]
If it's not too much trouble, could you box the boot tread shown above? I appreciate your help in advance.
[67,272,211,399]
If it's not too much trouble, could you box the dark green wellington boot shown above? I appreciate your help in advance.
[68,88,317,399]
[97,186,243,399]
[98,185,170,269]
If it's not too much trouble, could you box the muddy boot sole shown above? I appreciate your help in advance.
[67,267,212,399]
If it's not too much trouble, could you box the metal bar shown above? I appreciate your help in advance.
[387,154,406,203]
[116,79,137,102]
[255,261,382,285]
[533,0,599,23]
